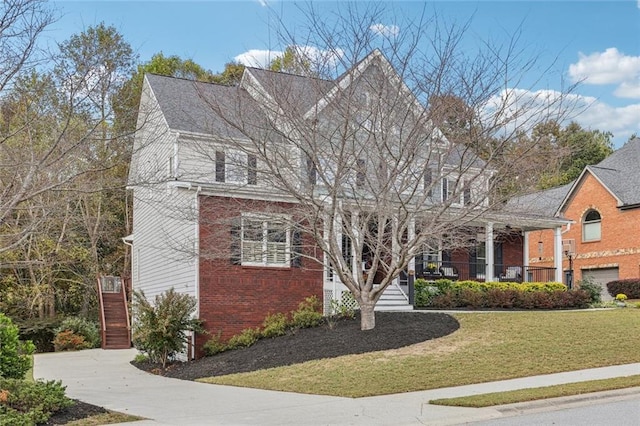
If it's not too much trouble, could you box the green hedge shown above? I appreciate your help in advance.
[414,279,590,310]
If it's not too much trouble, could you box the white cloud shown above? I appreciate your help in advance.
[483,88,640,146]
[234,46,344,70]
[369,23,400,37]
[568,48,640,102]
[614,79,640,99]
[234,49,283,68]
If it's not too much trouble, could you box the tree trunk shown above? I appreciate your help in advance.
[359,301,376,330]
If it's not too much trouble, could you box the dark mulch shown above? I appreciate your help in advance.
[133,311,460,381]
[44,399,108,425]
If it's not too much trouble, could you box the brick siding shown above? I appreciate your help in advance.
[196,195,323,355]
[528,172,640,282]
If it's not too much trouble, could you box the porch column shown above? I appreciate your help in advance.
[485,222,495,282]
[554,226,563,282]
[408,218,416,273]
[392,216,399,286]
[523,231,529,268]
[351,212,360,284]
[408,218,416,305]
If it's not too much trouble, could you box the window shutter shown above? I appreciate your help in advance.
[215,151,225,183]
[230,218,241,265]
[291,228,302,268]
[247,154,257,185]
[442,178,448,201]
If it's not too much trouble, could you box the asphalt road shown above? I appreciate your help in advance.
[469,394,640,426]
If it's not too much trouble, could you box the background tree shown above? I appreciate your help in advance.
[188,3,579,330]
[0,17,135,321]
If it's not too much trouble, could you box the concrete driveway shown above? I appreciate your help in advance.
[34,349,640,425]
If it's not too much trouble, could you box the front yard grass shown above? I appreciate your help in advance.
[198,309,640,397]
[429,375,640,407]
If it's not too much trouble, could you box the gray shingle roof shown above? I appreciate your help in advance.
[586,137,640,207]
[507,137,640,216]
[145,73,248,138]
[145,53,487,170]
[506,183,573,217]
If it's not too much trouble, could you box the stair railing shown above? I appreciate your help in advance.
[120,276,131,346]
[97,276,107,349]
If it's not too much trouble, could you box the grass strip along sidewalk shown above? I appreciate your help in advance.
[429,375,640,407]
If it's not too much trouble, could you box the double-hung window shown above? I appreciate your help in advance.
[582,210,601,242]
[241,216,289,266]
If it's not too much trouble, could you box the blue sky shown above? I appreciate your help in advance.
[49,1,640,147]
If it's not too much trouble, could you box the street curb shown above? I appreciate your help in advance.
[494,386,640,415]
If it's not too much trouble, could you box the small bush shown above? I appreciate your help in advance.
[0,378,73,425]
[203,332,227,356]
[0,313,35,379]
[261,313,289,338]
[54,317,100,349]
[430,290,456,309]
[17,318,61,353]
[132,288,203,368]
[53,330,91,351]
[133,353,149,363]
[291,295,323,328]
[227,328,260,349]
[606,279,640,299]
[577,277,602,304]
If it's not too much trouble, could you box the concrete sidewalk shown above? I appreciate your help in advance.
[34,349,640,425]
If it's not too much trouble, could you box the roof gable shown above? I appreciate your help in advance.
[558,137,640,212]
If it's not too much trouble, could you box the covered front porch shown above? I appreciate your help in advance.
[322,214,571,312]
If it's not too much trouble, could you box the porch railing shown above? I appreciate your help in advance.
[415,260,556,283]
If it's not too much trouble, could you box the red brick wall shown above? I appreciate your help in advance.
[527,173,640,281]
[196,196,323,354]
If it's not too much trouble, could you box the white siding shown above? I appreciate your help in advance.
[130,77,197,302]
[132,185,197,300]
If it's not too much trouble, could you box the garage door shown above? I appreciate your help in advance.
[582,268,619,301]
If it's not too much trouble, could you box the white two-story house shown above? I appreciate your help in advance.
[127,50,569,355]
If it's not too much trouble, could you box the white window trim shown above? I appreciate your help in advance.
[241,213,291,267]
[582,210,601,242]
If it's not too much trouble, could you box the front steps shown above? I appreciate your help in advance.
[375,284,413,311]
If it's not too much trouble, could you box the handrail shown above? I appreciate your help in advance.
[121,276,131,338]
[97,276,107,349]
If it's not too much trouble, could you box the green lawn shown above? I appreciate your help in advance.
[198,309,640,397]
[429,375,640,407]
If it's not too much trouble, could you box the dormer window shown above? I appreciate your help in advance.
[583,209,601,242]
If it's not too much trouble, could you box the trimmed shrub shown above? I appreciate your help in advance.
[54,317,100,349]
[227,328,260,349]
[0,378,73,425]
[486,289,517,309]
[203,332,227,356]
[606,279,640,299]
[430,290,456,309]
[291,295,323,328]
[0,314,35,379]
[261,313,289,338]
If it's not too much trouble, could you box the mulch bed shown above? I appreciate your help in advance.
[133,311,460,381]
[44,399,108,425]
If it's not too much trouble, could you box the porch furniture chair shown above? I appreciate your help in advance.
[439,265,458,280]
[500,266,522,283]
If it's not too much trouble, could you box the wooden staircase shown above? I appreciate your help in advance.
[98,276,131,349]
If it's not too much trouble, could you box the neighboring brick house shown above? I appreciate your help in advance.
[127,50,570,357]
[511,138,640,299]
